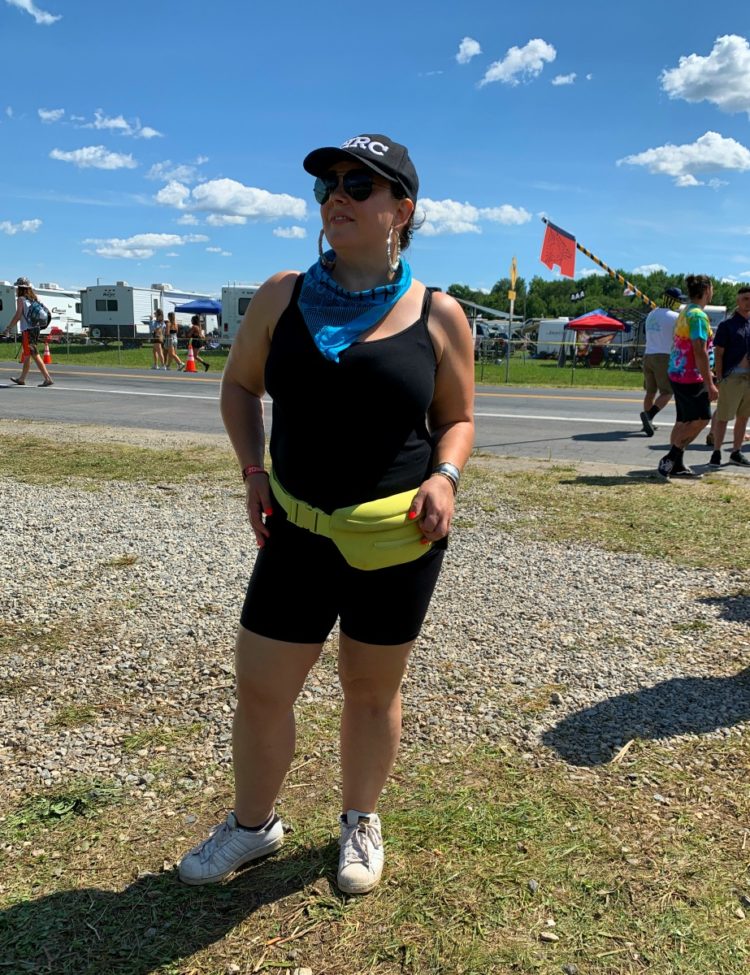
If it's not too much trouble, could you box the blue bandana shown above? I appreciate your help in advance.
[297,252,412,362]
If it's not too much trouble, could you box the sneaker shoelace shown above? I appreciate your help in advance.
[341,821,381,869]
[197,817,234,863]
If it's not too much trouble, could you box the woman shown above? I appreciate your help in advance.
[178,134,474,894]
[6,277,53,387]
[164,311,184,371]
[187,314,209,371]
[151,310,166,370]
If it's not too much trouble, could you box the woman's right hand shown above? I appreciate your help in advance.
[245,472,273,547]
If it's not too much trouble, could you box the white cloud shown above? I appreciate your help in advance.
[147,161,202,183]
[617,131,750,186]
[586,73,593,81]
[273,226,307,239]
[206,214,247,226]
[80,109,161,139]
[165,252,179,257]
[38,107,64,123]
[661,35,750,116]
[154,180,191,208]
[50,145,137,170]
[479,38,556,87]
[456,37,481,65]
[6,0,60,25]
[5,106,12,118]
[176,213,199,225]
[551,73,576,86]
[580,267,605,277]
[721,274,750,284]
[0,218,42,235]
[479,204,532,225]
[156,176,307,225]
[418,198,531,236]
[83,232,208,260]
[206,246,222,253]
[633,263,667,275]
[195,155,209,165]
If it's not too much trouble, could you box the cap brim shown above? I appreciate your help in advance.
[303,146,399,188]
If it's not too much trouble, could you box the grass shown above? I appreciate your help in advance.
[0,340,228,370]
[463,463,750,571]
[2,432,750,973]
[0,341,644,389]
[1,728,748,974]
[0,433,236,487]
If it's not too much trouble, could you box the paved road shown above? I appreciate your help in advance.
[0,360,718,469]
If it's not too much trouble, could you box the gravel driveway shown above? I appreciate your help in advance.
[2,426,749,804]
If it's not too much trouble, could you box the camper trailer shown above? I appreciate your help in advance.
[0,281,84,338]
[81,283,213,343]
[535,318,570,357]
[221,285,261,346]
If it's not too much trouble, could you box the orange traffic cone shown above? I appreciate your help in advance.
[184,345,197,373]
[43,340,52,365]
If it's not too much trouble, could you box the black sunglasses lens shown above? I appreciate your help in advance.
[314,170,375,203]
[314,176,336,204]
[343,172,374,201]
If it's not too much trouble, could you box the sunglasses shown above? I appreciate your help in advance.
[313,169,387,205]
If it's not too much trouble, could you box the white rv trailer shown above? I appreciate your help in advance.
[81,282,213,343]
[535,318,570,356]
[221,284,261,346]
[0,280,84,337]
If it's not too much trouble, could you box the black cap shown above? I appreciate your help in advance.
[664,286,686,302]
[303,134,419,203]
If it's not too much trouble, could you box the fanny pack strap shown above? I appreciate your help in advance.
[269,469,333,538]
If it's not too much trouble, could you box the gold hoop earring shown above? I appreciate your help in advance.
[386,228,401,274]
[318,229,335,269]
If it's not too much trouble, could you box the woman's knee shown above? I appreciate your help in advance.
[235,627,322,711]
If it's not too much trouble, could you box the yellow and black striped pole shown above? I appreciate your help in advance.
[542,218,656,309]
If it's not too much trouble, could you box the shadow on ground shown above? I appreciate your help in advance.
[543,668,750,766]
[1,841,339,975]
[698,593,750,624]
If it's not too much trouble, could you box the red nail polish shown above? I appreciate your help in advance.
[420,538,430,545]
[264,508,273,516]
[408,511,417,520]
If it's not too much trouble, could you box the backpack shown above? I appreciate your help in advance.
[26,299,52,328]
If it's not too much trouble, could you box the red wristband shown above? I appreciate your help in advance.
[242,465,267,482]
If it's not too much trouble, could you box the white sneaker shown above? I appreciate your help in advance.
[337,811,384,895]
[178,811,284,885]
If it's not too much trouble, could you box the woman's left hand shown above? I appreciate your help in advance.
[408,475,455,542]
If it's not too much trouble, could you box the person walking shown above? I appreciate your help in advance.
[640,286,685,436]
[164,311,184,370]
[4,277,53,387]
[177,133,474,895]
[187,315,209,371]
[657,275,717,479]
[151,310,166,370]
[708,286,750,469]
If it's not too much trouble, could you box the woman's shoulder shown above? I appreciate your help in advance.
[251,270,303,324]
[423,287,471,338]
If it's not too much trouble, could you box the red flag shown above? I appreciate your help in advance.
[540,221,576,278]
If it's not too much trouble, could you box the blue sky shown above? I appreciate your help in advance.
[1,0,750,296]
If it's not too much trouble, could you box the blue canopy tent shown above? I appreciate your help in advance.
[174,298,222,315]
[174,298,222,348]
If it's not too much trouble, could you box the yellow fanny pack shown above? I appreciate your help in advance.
[269,469,431,571]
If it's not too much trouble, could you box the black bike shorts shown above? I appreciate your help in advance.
[670,379,711,422]
[240,501,445,646]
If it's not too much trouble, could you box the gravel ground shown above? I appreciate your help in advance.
[2,427,749,803]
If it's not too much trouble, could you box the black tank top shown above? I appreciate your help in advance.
[265,275,437,512]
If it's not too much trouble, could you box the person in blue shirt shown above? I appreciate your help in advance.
[708,286,750,468]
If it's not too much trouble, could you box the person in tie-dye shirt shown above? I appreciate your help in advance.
[657,275,718,479]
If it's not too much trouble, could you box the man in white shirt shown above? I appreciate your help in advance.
[640,287,685,436]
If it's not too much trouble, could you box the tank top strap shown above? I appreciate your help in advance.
[418,286,433,324]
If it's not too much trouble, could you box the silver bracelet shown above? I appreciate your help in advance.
[431,462,460,495]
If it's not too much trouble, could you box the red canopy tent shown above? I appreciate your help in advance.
[566,310,626,331]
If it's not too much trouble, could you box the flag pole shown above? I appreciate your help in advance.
[541,218,656,310]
